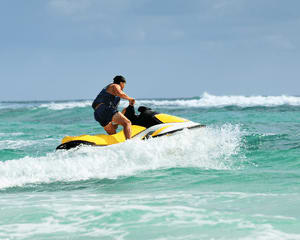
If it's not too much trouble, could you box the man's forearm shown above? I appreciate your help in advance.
[118,92,133,101]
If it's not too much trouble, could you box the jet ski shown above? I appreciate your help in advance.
[56,106,205,150]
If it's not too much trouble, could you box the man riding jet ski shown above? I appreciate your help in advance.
[56,105,205,150]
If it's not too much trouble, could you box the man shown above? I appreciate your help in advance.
[92,75,135,139]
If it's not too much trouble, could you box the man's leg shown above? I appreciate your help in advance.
[111,112,132,139]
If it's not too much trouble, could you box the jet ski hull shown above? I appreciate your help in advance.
[56,107,205,150]
[56,122,205,150]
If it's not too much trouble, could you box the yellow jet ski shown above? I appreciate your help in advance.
[56,106,205,150]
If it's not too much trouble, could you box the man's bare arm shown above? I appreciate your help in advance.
[111,84,134,102]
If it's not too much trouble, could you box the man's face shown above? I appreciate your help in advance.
[120,82,126,90]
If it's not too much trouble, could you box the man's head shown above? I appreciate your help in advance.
[113,75,126,90]
[113,75,126,84]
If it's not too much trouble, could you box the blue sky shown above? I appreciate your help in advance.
[1,0,299,101]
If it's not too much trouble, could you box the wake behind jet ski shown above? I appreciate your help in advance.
[56,106,205,150]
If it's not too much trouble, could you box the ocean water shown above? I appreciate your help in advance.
[1,92,300,240]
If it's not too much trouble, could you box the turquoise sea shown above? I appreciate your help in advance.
[1,93,300,240]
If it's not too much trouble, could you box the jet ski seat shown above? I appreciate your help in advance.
[124,105,162,128]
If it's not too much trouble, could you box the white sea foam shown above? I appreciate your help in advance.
[38,100,130,110]
[33,92,300,111]
[0,124,243,189]
[0,103,23,110]
[138,92,300,108]
[241,223,300,240]
[2,93,300,111]
[1,190,297,239]
[0,139,37,149]
[39,100,92,110]
[0,132,24,137]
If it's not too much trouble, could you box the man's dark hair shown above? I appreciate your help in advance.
[113,75,126,84]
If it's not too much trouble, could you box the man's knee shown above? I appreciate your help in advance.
[104,123,116,135]
[122,118,131,127]
[105,128,115,135]
[126,118,131,126]
[106,128,116,135]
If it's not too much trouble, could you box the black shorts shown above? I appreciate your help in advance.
[94,104,118,127]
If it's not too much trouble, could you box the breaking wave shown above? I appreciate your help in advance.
[1,93,300,111]
[138,92,300,108]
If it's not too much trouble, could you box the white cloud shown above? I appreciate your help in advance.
[212,0,241,10]
[48,0,94,16]
[47,0,135,18]
[45,0,300,48]
[264,35,295,50]
[171,30,185,39]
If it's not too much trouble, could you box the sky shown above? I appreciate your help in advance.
[1,0,300,101]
